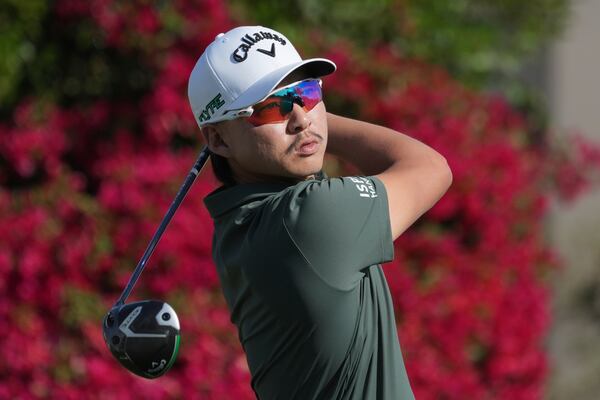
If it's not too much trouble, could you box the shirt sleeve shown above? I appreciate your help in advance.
[282,176,394,290]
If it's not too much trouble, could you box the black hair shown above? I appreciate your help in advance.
[210,153,236,186]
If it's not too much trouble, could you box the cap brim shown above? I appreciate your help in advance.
[225,58,336,112]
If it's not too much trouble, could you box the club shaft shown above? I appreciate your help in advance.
[115,146,211,307]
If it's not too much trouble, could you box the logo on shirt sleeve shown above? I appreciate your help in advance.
[349,177,378,198]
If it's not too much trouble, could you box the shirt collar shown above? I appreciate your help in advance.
[204,171,329,219]
[203,181,294,219]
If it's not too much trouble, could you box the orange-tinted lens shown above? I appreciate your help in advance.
[246,80,322,127]
[247,98,288,126]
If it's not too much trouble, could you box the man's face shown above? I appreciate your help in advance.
[208,98,328,183]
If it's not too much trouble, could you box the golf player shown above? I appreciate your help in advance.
[188,26,452,399]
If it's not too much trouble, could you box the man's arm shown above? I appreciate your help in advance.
[326,112,453,240]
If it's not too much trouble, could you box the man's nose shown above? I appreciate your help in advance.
[286,103,310,134]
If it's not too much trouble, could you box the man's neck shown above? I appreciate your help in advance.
[232,170,317,186]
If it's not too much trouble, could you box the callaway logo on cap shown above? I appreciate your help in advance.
[188,26,336,127]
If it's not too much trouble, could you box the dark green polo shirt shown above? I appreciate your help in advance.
[204,176,415,400]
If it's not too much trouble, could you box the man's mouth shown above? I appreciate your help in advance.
[295,138,320,156]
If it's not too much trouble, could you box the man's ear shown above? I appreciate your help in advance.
[201,124,232,158]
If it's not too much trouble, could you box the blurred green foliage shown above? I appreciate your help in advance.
[61,285,105,329]
[230,0,568,97]
[0,1,157,116]
[0,0,47,108]
[0,0,569,131]
[1,0,569,114]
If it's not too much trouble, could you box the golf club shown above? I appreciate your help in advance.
[102,145,211,379]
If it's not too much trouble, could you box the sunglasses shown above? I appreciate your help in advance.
[245,79,323,127]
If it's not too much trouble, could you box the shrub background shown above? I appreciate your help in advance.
[1,1,599,399]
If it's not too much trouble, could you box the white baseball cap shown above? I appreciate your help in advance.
[187,26,336,127]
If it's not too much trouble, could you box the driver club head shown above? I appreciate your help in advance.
[100,148,208,379]
[102,300,181,379]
